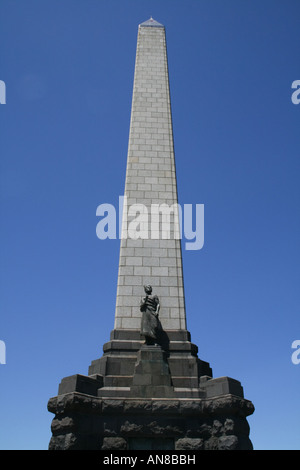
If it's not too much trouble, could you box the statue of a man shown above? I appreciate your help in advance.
[140,285,161,345]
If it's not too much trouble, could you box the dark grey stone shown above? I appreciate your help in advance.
[101,437,127,450]
[218,435,239,450]
[200,376,244,398]
[51,416,76,434]
[102,399,124,413]
[175,438,204,450]
[123,400,152,413]
[48,392,254,450]
[152,400,179,413]
[86,328,213,399]
[49,329,254,450]
[49,432,79,450]
[130,345,175,398]
[58,374,103,396]
[140,285,162,346]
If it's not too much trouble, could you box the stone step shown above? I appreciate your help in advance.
[102,339,198,355]
[100,374,202,390]
[174,388,206,399]
[103,340,142,353]
[110,329,192,343]
[97,387,131,398]
[171,376,199,388]
[104,375,132,387]
[88,355,137,376]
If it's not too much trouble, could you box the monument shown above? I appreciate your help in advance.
[48,17,254,450]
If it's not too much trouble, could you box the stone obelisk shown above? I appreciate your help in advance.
[87,17,205,401]
[115,17,186,332]
[48,18,254,451]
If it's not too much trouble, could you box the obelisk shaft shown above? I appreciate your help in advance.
[115,19,186,331]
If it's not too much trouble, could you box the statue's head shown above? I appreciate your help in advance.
[144,285,152,294]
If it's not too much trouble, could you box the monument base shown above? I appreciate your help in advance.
[48,393,254,450]
[48,329,254,450]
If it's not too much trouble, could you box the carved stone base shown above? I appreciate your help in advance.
[48,393,254,450]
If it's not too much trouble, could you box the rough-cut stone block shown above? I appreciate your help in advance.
[152,400,179,414]
[102,437,127,450]
[217,435,239,450]
[175,438,204,450]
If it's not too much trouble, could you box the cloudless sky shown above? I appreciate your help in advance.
[0,0,299,450]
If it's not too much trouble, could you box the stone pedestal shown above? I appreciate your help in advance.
[130,345,175,398]
[87,329,212,399]
[48,328,254,450]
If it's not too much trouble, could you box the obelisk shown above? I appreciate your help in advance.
[115,17,186,332]
[48,18,254,451]
[87,17,205,400]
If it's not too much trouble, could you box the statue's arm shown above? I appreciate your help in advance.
[140,296,146,311]
[154,296,160,316]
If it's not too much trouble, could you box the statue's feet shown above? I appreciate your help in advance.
[144,338,156,346]
[144,340,160,347]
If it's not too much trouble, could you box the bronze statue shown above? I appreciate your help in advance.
[140,285,161,345]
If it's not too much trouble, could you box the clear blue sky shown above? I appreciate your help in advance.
[0,0,299,450]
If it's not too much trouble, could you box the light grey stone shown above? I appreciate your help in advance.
[114,16,186,331]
